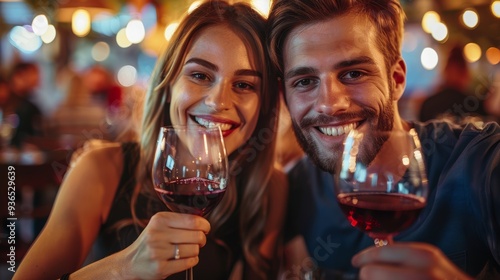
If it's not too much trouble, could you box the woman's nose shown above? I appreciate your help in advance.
[205,81,232,111]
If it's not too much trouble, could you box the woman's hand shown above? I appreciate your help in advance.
[352,243,473,280]
[120,211,210,279]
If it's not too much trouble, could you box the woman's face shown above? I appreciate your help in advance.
[170,24,261,155]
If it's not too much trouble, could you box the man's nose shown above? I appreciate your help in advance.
[314,77,350,115]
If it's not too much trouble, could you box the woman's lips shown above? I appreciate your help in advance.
[191,115,240,137]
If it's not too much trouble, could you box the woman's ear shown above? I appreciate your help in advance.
[391,58,407,101]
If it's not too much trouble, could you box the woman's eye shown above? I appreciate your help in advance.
[192,73,210,81]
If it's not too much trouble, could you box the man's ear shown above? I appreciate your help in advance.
[391,58,407,101]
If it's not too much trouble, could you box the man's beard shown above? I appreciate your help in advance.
[291,94,395,173]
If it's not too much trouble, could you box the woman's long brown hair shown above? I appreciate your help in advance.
[129,1,280,277]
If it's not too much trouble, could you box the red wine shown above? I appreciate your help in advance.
[155,178,225,217]
[337,193,425,238]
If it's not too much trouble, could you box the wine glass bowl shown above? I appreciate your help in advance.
[152,126,229,217]
[335,128,428,246]
[152,125,229,279]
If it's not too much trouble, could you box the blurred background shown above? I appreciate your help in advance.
[0,0,499,130]
[0,0,499,278]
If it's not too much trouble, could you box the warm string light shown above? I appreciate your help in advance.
[72,9,91,37]
[125,19,145,44]
[417,5,500,66]
[461,9,479,29]
[492,1,500,18]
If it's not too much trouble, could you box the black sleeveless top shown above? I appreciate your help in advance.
[88,143,242,279]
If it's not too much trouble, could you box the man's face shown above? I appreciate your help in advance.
[282,14,401,172]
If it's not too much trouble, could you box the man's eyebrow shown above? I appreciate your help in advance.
[284,56,376,81]
[334,56,376,69]
[285,67,318,81]
[185,58,261,78]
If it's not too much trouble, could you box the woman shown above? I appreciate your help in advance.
[14,1,286,279]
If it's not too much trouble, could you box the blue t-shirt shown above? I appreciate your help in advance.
[285,121,500,278]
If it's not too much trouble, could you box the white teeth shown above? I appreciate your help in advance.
[318,123,357,136]
[195,117,232,131]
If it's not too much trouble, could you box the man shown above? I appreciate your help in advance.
[267,0,500,279]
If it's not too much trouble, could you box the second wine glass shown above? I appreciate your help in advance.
[334,128,428,247]
[152,125,229,279]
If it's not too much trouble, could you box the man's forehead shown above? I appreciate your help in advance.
[283,15,377,69]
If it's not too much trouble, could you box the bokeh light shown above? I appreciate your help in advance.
[461,9,479,29]
[9,26,42,53]
[251,0,271,17]
[421,11,441,34]
[116,28,132,48]
[91,41,110,62]
[72,9,91,37]
[485,47,500,65]
[32,14,49,36]
[431,22,448,42]
[164,22,179,41]
[492,1,500,18]
[40,24,56,44]
[464,43,482,63]
[188,1,202,14]
[126,19,145,44]
[421,47,439,70]
[117,65,137,87]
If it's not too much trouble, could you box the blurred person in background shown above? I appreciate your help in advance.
[419,44,488,123]
[84,64,123,112]
[484,69,500,123]
[3,61,43,148]
[0,73,12,146]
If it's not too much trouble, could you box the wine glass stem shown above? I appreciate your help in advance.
[186,267,193,280]
[374,235,393,247]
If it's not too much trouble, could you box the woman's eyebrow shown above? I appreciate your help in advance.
[185,57,218,71]
[186,57,261,78]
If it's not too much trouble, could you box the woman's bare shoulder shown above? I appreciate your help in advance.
[70,139,124,168]
[56,140,129,222]
[62,140,126,202]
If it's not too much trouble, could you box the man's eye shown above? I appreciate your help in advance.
[293,78,316,88]
[342,71,363,80]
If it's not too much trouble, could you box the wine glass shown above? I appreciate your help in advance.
[152,125,229,279]
[334,128,428,247]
